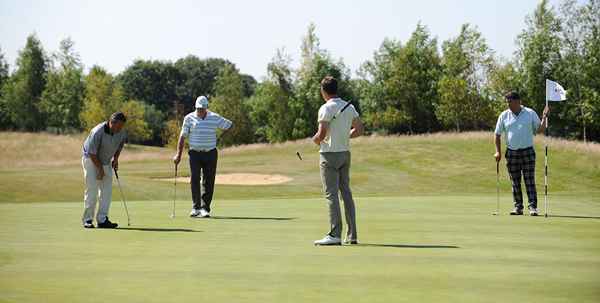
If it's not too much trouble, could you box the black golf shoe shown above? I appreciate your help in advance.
[509,208,524,215]
[344,239,359,245]
[97,218,118,229]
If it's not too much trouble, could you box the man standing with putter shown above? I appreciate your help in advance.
[494,92,549,216]
[81,112,128,229]
[173,96,232,218]
[312,76,364,246]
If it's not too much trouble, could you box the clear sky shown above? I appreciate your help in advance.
[0,0,563,80]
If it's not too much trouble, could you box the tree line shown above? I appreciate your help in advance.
[0,0,598,145]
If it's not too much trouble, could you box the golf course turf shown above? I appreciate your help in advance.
[1,132,598,302]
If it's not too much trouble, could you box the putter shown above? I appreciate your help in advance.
[171,164,178,218]
[114,168,131,226]
[493,161,500,216]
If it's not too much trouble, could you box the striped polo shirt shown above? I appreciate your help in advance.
[494,106,541,150]
[180,111,232,150]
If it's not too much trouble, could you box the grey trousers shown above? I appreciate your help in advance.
[189,149,218,212]
[319,151,357,240]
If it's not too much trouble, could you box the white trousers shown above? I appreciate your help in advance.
[82,157,113,224]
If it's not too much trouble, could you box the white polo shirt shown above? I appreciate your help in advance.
[494,106,541,150]
[317,98,359,153]
[181,111,232,151]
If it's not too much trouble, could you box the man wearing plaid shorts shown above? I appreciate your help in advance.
[494,92,550,216]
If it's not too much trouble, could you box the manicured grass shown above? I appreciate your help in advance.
[0,196,599,303]
[1,131,599,302]
[1,132,599,203]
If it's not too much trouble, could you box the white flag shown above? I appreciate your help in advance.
[546,79,567,102]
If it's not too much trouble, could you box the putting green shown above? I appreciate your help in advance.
[1,195,599,303]
[1,132,599,302]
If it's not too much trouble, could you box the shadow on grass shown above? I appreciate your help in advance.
[208,216,296,221]
[117,227,200,232]
[354,243,459,249]
[548,215,600,220]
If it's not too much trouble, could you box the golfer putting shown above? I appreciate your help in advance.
[494,92,549,216]
[173,96,233,218]
[312,76,364,246]
[81,112,128,229]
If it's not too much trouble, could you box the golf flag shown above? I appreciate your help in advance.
[546,79,567,102]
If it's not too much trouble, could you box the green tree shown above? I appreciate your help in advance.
[1,34,48,131]
[117,59,181,111]
[556,0,600,142]
[579,0,600,142]
[356,39,403,132]
[248,49,295,142]
[386,23,442,133]
[0,46,8,88]
[487,61,522,115]
[210,65,254,146]
[291,23,355,139]
[120,99,151,143]
[241,74,258,98]
[174,56,236,112]
[39,38,85,132]
[80,66,124,130]
[516,0,562,132]
[436,24,496,131]
[142,102,166,145]
[0,46,11,129]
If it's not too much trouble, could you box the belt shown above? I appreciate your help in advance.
[507,146,534,152]
[190,148,216,153]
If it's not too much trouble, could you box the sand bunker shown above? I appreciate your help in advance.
[157,173,292,185]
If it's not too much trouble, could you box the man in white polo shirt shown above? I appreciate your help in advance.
[494,92,549,216]
[312,76,364,246]
[173,96,233,218]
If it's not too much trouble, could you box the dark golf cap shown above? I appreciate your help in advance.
[505,91,520,101]
[110,112,127,123]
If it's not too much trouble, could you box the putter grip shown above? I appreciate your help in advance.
[114,168,119,179]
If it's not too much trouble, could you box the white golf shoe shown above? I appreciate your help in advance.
[529,208,539,216]
[189,208,201,217]
[314,235,342,246]
[199,209,210,218]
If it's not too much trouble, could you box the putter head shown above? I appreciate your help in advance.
[170,214,175,219]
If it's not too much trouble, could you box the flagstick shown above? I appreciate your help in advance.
[544,99,549,218]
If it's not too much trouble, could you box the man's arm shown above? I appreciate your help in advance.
[218,122,233,141]
[89,154,105,179]
[494,134,502,162]
[312,121,329,145]
[173,134,185,165]
[350,118,364,138]
[537,105,550,134]
[112,141,125,171]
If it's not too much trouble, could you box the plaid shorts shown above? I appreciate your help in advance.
[505,147,537,209]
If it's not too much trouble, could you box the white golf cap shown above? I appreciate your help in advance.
[195,96,209,109]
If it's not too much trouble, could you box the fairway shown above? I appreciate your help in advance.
[1,132,599,302]
[1,196,599,303]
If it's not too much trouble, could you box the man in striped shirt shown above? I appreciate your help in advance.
[173,96,233,218]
